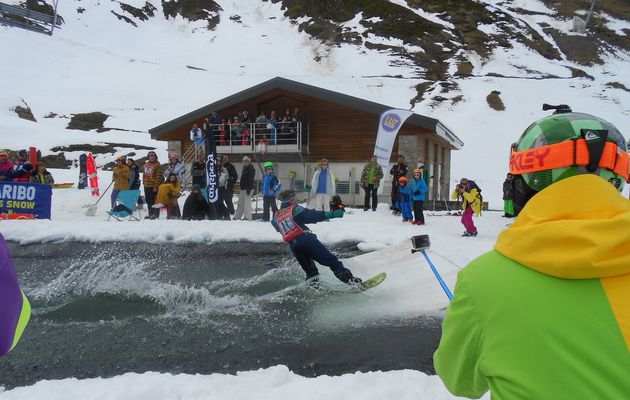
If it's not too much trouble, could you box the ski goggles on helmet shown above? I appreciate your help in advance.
[509,131,629,181]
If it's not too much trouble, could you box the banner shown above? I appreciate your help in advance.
[373,109,414,188]
[204,126,218,204]
[0,182,52,219]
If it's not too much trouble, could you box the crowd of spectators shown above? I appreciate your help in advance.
[195,107,304,148]
[0,150,54,185]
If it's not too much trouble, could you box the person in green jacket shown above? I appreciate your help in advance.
[434,105,630,400]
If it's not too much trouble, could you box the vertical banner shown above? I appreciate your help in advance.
[373,109,414,190]
[0,182,52,219]
[205,125,218,204]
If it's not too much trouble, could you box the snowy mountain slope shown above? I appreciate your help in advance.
[1,0,628,205]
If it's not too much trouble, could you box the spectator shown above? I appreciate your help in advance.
[231,116,242,145]
[292,107,303,123]
[240,111,251,144]
[143,151,163,220]
[271,189,363,287]
[234,155,255,221]
[0,152,14,181]
[153,173,181,219]
[221,154,238,216]
[452,178,482,237]
[29,162,54,185]
[218,119,228,146]
[310,158,336,212]
[111,156,131,209]
[163,152,186,184]
[434,109,630,399]
[127,157,143,207]
[10,150,33,183]
[360,155,384,211]
[396,177,413,222]
[126,158,141,190]
[191,155,206,187]
[261,161,281,221]
[410,167,428,225]
[189,123,204,158]
[502,172,515,218]
[182,184,209,220]
[389,155,408,214]
[268,110,278,145]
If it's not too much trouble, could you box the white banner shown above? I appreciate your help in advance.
[373,109,414,189]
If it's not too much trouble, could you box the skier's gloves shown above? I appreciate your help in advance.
[332,209,344,219]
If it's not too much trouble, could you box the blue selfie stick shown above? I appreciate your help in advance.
[411,235,454,301]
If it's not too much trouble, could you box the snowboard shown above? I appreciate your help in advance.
[359,272,386,291]
[78,153,87,189]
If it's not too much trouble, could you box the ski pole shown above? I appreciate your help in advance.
[411,234,454,301]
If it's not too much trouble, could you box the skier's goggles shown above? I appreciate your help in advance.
[509,135,629,181]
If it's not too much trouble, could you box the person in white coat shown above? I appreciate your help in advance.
[310,158,336,212]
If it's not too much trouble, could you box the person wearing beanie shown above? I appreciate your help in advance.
[0,152,14,181]
[153,173,182,219]
[182,184,209,220]
[111,156,131,209]
[396,176,413,222]
[29,162,54,186]
[271,189,363,288]
[143,151,163,219]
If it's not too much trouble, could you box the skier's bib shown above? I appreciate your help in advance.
[275,205,305,242]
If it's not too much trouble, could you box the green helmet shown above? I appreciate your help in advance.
[510,106,628,212]
[263,161,273,168]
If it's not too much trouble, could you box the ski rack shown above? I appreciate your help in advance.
[0,0,60,36]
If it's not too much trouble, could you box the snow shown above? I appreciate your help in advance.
[0,0,628,397]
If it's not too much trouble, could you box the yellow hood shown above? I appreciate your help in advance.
[495,175,630,279]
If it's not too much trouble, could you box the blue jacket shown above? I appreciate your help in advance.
[262,173,281,197]
[411,178,428,201]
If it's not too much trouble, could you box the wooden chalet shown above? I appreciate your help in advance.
[149,77,463,207]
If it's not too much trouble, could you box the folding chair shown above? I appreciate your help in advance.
[107,190,142,221]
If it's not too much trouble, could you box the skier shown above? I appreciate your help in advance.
[452,178,482,236]
[271,189,363,287]
[434,107,630,399]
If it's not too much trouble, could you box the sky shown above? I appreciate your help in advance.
[0,0,628,398]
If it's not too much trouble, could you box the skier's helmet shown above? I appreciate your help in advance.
[510,105,628,212]
[398,176,407,183]
[17,149,28,159]
[263,161,273,169]
[413,168,422,174]
[278,189,297,202]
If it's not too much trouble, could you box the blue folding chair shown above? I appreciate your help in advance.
[107,190,142,221]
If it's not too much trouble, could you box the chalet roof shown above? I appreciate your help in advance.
[149,77,463,149]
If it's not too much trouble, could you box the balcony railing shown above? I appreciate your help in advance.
[199,122,303,154]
